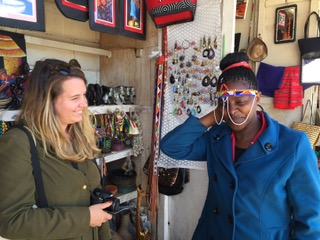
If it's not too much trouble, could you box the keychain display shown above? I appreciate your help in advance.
[89,109,143,156]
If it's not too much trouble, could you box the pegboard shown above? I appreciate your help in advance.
[158,0,223,170]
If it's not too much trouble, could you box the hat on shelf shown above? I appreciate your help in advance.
[247,36,268,62]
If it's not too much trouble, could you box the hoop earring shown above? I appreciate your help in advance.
[213,98,226,125]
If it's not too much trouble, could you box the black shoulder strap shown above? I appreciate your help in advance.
[14,126,48,208]
[304,11,320,38]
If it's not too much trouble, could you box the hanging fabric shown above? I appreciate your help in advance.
[274,66,303,110]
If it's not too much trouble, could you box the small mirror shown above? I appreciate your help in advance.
[274,5,297,44]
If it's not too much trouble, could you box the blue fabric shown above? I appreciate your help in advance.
[160,113,320,240]
[257,62,285,97]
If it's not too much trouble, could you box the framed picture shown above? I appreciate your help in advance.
[274,5,297,44]
[236,0,248,20]
[0,0,45,31]
[55,0,89,22]
[120,0,146,40]
[89,0,119,34]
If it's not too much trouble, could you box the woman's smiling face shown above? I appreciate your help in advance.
[53,77,88,131]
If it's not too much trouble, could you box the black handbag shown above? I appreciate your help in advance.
[298,11,320,58]
[143,157,189,196]
[298,11,320,84]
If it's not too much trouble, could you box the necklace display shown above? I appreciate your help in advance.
[167,36,220,118]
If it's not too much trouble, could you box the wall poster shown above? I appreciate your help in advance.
[89,0,119,34]
[0,0,45,31]
[120,0,146,40]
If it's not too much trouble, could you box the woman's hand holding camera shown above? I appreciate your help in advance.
[89,202,113,227]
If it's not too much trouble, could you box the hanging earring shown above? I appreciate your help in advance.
[170,74,175,84]
[172,41,178,64]
[179,54,185,62]
[196,104,201,114]
[210,76,217,87]
[213,36,218,49]
[186,73,192,82]
[202,75,210,87]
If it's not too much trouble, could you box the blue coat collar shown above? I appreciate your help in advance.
[210,111,279,167]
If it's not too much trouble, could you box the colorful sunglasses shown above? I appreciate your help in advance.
[215,84,258,98]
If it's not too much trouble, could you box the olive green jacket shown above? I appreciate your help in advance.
[0,128,111,240]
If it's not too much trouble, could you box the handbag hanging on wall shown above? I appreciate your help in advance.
[298,12,320,84]
[145,0,197,28]
[298,12,320,58]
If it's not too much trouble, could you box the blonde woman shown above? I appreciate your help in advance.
[0,59,112,240]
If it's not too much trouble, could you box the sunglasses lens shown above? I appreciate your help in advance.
[49,65,70,77]
[59,70,69,76]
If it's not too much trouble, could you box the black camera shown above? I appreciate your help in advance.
[91,188,120,213]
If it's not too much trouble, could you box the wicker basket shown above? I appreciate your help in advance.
[291,121,320,146]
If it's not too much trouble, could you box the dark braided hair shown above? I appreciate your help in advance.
[218,52,258,90]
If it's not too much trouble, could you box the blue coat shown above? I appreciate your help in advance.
[160,112,320,240]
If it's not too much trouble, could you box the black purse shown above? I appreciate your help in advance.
[298,12,320,84]
[298,11,320,58]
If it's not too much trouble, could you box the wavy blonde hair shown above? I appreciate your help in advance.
[17,59,100,162]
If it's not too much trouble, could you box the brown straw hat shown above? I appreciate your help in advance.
[246,37,268,62]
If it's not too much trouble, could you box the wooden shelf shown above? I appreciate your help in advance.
[0,110,20,122]
[88,105,141,114]
[25,36,112,58]
[0,105,141,122]
[103,148,133,163]
[117,190,137,203]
